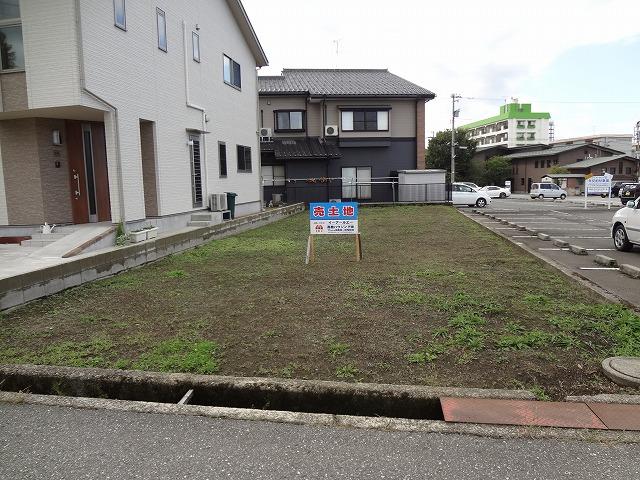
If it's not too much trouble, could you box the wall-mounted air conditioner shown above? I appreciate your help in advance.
[259,128,272,142]
[325,125,338,137]
[210,193,228,211]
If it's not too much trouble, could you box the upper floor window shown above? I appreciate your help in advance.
[156,8,167,52]
[113,0,126,30]
[237,145,251,172]
[0,0,23,71]
[516,120,525,129]
[275,110,305,132]
[341,110,389,132]
[192,32,200,62]
[223,55,241,89]
[527,120,536,128]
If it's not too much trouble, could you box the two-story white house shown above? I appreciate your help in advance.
[0,0,267,231]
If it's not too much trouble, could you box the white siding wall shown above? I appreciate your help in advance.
[21,0,82,109]
[73,0,261,221]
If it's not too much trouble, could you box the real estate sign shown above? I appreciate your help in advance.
[309,202,358,235]
[585,174,613,194]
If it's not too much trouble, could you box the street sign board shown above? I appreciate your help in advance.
[309,202,358,235]
[586,174,612,194]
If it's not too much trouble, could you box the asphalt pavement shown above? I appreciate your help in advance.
[1,403,640,479]
[473,195,640,308]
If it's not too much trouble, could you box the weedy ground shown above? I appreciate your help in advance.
[2,205,639,400]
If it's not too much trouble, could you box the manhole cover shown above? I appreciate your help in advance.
[609,357,640,380]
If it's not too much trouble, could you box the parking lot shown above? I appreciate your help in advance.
[467,196,640,308]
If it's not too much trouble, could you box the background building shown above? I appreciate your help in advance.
[461,103,551,148]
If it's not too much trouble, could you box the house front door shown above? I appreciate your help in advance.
[66,121,111,224]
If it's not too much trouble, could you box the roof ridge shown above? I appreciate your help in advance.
[281,68,389,72]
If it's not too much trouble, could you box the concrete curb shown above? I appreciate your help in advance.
[3,391,640,443]
[619,264,640,279]
[566,394,640,405]
[569,245,588,255]
[594,255,618,268]
[553,239,570,248]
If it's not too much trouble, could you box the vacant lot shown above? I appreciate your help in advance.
[1,206,639,399]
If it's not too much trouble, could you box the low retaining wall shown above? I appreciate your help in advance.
[0,203,305,310]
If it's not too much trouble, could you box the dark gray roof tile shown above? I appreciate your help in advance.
[259,69,435,98]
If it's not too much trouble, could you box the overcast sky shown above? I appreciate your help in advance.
[243,0,640,140]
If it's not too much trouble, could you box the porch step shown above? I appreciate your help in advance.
[20,239,56,248]
[29,232,71,241]
[187,220,212,228]
[191,213,214,222]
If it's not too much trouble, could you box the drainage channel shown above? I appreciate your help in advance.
[0,365,449,421]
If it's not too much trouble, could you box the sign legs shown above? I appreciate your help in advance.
[305,235,315,265]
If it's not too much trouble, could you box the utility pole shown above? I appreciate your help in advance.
[451,94,461,183]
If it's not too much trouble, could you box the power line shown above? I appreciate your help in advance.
[460,96,640,104]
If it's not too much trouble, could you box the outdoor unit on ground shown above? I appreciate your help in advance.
[209,193,227,211]
[325,125,338,137]
[259,128,272,142]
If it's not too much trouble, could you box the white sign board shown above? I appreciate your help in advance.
[585,175,612,194]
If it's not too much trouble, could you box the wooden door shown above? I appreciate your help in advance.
[66,120,90,224]
[91,123,111,221]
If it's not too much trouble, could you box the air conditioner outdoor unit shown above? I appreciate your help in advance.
[209,193,228,211]
[259,128,272,142]
[325,125,338,137]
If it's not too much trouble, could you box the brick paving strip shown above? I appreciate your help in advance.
[441,397,640,431]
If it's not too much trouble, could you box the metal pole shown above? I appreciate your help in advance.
[451,94,456,184]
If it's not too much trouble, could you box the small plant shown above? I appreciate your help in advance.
[167,270,187,278]
[448,311,485,329]
[115,222,128,246]
[452,326,486,350]
[261,329,279,339]
[279,363,297,379]
[327,340,350,358]
[523,294,551,306]
[530,385,551,401]
[496,330,551,351]
[336,364,358,379]
[132,338,220,374]
[407,351,437,365]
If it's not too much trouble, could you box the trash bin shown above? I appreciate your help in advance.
[225,192,238,219]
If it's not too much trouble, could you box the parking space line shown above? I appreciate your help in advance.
[512,235,538,238]
[579,267,620,271]
[553,236,611,239]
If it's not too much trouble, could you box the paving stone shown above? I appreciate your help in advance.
[619,264,640,279]
[602,357,640,387]
[587,403,640,431]
[440,397,606,430]
[569,245,588,255]
[594,255,618,267]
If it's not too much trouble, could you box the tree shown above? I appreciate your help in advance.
[425,129,477,181]
[548,166,569,175]
[483,156,512,186]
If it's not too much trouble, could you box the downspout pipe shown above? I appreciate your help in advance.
[75,0,125,224]
[182,21,208,207]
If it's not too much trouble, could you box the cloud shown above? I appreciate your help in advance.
[243,0,640,135]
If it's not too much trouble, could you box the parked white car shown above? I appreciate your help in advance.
[479,186,511,199]
[530,183,567,200]
[612,198,640,251]
[452,183,492,208]
[461,182,480,190]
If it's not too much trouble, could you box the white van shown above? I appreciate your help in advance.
[530,183,567,200]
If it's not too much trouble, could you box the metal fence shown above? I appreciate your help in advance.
[264,179,452,205]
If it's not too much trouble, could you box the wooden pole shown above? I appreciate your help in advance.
[355,233,362,261]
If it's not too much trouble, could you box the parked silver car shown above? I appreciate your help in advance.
[530,183,567,200]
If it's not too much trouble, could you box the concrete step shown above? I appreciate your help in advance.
[191,213,213,222]
[187,220,211,228]
[29,232,70,241]
[20,239,56,248]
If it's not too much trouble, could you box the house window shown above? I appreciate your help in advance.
[275,111,305,132]
[113,0,126,30]
[553,158,558,165]
[610,167,616,174]
[626,167,632,175]
[520,178,525,186]
[223,54,241,89]
[0,0,23,71]
[156,8,167,52]
[534,160,539,168]
[218,142,227,177]
[516,133,524,141]
[192,32,200,62]
[342,167,372,200]
[546,159,551,168]
[517,121,525,129]
[236,145,251,172]
[263,165,285,186]
[341,110,389,132]
[527,120,536,128]
[527,133,535,140]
